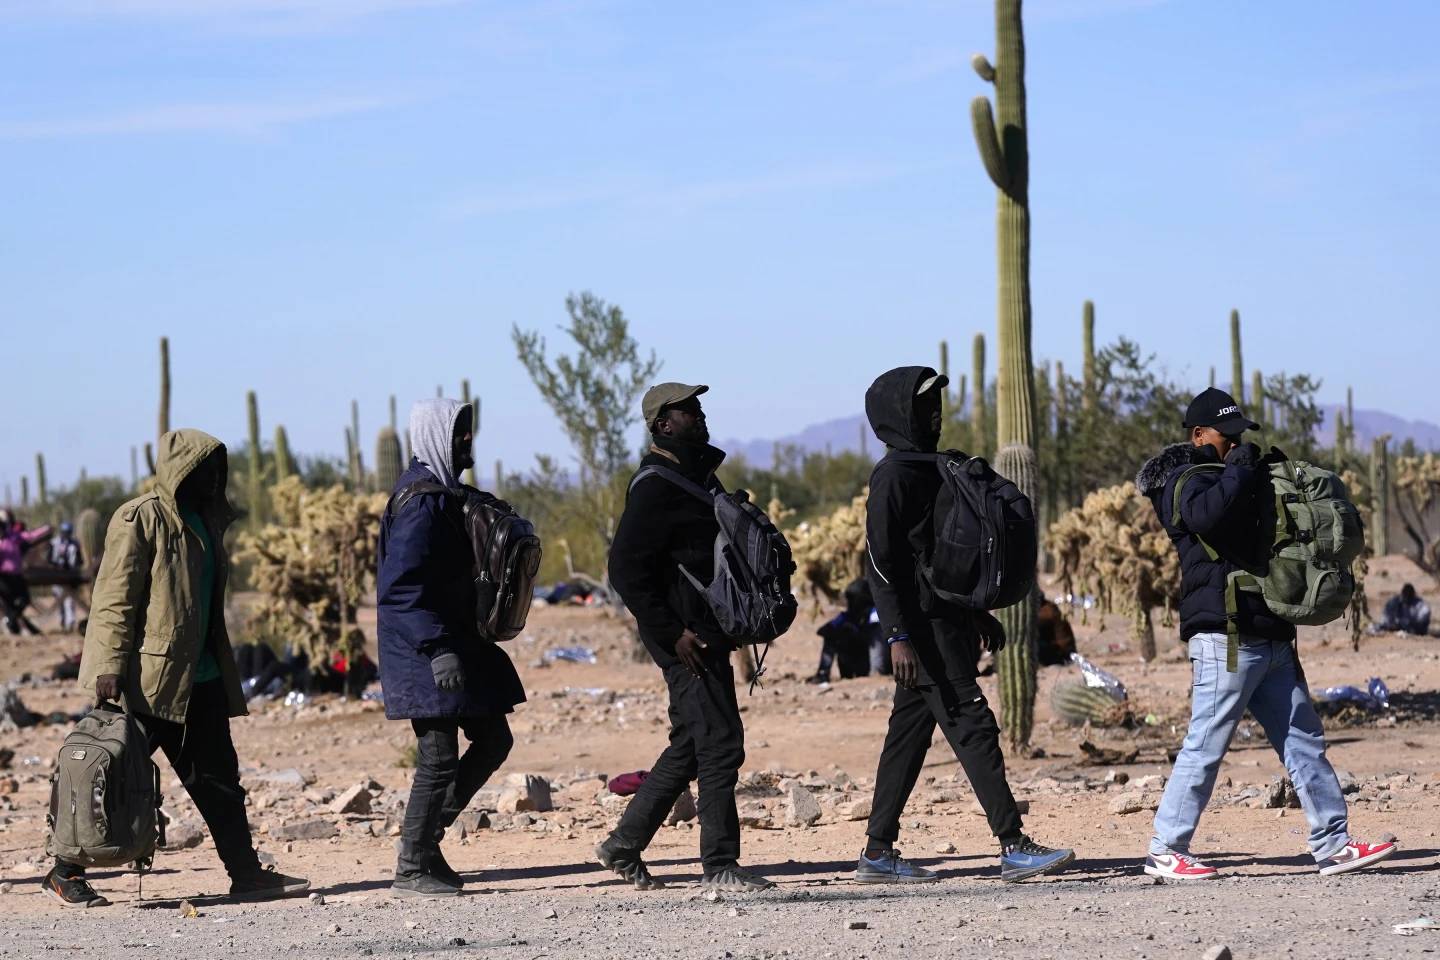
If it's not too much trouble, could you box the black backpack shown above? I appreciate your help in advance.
[880,451,1036,610]
[628,465,798,646]
[389,483,543,641]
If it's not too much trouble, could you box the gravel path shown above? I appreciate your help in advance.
[3,850,1438,959]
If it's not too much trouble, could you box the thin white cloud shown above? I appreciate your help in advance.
[0,0,465,32]
[0,95,402,140]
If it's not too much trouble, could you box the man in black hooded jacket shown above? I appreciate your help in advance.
[597,382,774,895]
[855,366,1075,885]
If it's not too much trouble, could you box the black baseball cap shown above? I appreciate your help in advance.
[1183,387,1259,435]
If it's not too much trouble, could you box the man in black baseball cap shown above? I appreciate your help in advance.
[1132,387,1397,881]
[1181,387,1259,457]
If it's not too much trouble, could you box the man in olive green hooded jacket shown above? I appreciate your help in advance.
[45,429,309,908]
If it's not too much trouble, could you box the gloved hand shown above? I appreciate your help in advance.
[1225,441,1262,468]
[95,674,122,704]
[430,651,465,692]
[975,611,1007,654]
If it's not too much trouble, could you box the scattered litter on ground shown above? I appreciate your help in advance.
[1314,678,1390,712]
[544,645,598,664]
[1070,652,1127,700]
[1394,917,1440,935]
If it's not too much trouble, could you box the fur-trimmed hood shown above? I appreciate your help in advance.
[1136,442,1201,497]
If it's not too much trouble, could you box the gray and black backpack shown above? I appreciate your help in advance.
[47,704,163,873]
[629,465,799,649]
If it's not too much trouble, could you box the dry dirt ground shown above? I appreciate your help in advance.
[3,558,1440,959]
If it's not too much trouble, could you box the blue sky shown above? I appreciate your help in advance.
[3,0,1437,496]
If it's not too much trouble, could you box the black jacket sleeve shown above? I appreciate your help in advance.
[608,478,687,650]
[865,463,921,641]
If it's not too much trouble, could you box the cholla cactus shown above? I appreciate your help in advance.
[1046,482,1180,660]
[788,490,868,609]
[1393,454,1440,574]
[235,478,386,667]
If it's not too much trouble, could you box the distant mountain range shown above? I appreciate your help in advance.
[723,405,1440,466]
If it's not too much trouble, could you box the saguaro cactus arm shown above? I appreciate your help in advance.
[970,96,1009,193]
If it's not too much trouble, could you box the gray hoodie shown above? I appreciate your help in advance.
[408,399,469,489]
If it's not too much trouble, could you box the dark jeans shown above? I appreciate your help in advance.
[398,715,513,877]
[55,679,260,879]
[609,649,745,873]
[867,676,1023,847]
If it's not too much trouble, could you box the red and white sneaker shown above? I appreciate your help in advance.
[1317,839,1398,876]
[1144,852,1219,881]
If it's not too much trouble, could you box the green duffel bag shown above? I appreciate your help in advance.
[1173,453,1364,670]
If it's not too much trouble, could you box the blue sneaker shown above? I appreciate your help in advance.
[1000,836,1075,883]
[854,849,939,884]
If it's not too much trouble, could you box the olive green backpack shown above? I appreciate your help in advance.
[47,704,164,875]
[1173,457,1364,670]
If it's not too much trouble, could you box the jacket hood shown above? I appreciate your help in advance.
[409,399,468,488]
[865,366,939,453]
[1135,442,1218,497]
[155,429,227,504]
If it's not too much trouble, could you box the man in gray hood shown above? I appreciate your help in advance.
[377,400,526,897]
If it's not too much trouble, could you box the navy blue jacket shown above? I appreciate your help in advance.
[376,459,526,719]
[1136,443,1295,644]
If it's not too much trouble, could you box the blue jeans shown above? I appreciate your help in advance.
[1150,634,1350,862]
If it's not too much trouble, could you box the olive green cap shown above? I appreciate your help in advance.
[642,382,709,425]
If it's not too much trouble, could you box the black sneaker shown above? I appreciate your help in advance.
[43,868,110,909]
[1000,835,1075,883]
[595,839,665,890]
[430,851,464,890]
[392,871,461,899]
[228,865,310,901]
[701,865,776,893]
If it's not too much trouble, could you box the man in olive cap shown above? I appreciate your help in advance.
[597,383,775,894]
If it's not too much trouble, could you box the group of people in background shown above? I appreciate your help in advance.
[0,510,84,636]
[27,373,1408,908]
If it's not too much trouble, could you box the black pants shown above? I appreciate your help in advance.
[0,573,39,634]
[867,676,1023,847]
[398,715,513,877]
[56,680,260,879]
[609,650,745,873]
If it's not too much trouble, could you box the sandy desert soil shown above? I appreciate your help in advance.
[2,557,1439,959]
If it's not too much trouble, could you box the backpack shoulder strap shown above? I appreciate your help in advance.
[387,480,453,519]
[628,464,715,504]
[1169,463,1223,536]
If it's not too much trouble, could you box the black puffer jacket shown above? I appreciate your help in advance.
[1135,443,1295,644]
[608,436,728,669]
[863,366,992,684]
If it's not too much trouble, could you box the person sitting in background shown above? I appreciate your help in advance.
[1037,600,1078,666]
[808,577,877,683]
[1378,584,1431,636]
[0,510,51,635]
[48,522,84,633]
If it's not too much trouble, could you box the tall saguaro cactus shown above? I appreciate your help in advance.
[246,391,265,529]
[274,425,295,484]
[1081,300,1096,414]
[1371,435,1390,556]
[376,426,403,493]
[971,333,988,459]
[35,452,47,505]
[158,336,171,444]
[971,0,1040,749]
[1229,309,1245,404]
[1251,370,1265,426]
[349,400,365,490]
